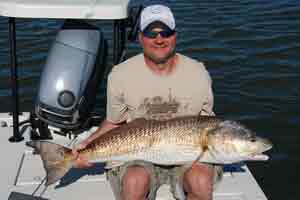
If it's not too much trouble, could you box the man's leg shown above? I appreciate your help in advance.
[121,165,150,200]
[170,164,223,200]
[183,163,214,200]
[106,161,160,200]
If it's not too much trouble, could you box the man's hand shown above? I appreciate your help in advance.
[72,140,93,168]
[71,119,120,168]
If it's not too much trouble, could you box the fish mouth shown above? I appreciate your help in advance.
[250,139,273,161]
[249,153,269,161]
[249,145,272,161]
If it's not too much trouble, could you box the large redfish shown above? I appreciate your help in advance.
[27,115,272,186]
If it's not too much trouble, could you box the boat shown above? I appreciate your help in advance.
[0,0,269,199]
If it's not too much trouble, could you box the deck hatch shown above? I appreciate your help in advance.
[8,192,49,200]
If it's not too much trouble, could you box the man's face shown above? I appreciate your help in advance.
[139,25,176,65]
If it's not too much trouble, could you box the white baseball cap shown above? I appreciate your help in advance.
[140,5,176,32]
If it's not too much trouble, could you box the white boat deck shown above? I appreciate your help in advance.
[0,113,268,200]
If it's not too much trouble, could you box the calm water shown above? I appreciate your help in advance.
[1,1,300,199]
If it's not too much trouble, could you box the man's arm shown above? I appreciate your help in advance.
[73,64,127,167]
[200,67,215,116]
[81,65,128,147]
[79,119,121,147]
[201,84,215,116]
[72,119,122,168]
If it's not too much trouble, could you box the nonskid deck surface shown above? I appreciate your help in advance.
[0,113,268,200]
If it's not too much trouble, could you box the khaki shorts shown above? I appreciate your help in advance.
[106,160,223,200]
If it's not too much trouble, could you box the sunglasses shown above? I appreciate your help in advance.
[143,29,175,39]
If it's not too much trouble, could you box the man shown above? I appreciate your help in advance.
[73,4,221,200]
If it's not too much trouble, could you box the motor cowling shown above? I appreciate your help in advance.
[35,20,107,130]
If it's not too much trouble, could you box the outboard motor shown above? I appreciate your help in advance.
[35,20,107,132]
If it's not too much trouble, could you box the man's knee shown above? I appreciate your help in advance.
[121,166,151,199]
[183,164,214,199]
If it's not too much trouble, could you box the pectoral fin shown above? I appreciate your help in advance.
[193,127,210,165]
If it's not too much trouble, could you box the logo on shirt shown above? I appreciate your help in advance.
[138,89,180,120]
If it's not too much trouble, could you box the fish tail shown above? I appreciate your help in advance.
[26,140,74,186]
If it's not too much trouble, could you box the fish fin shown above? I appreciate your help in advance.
[127,118,149,127]
[212,166,224,190]
[45,160,72,186]
[215,166,223,183]
[196,111,202,122]
[130,118,148,123]
[26,140,73,186]
[192,127,211,166]
[192,151,205,166]
[199,127,210,149]
[105,161,125,169]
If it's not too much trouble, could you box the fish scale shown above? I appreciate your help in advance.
[80,116,221,164]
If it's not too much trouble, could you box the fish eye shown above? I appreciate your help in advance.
[250,137,256,142]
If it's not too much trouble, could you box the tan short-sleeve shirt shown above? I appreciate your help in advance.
[106,53,214,123]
